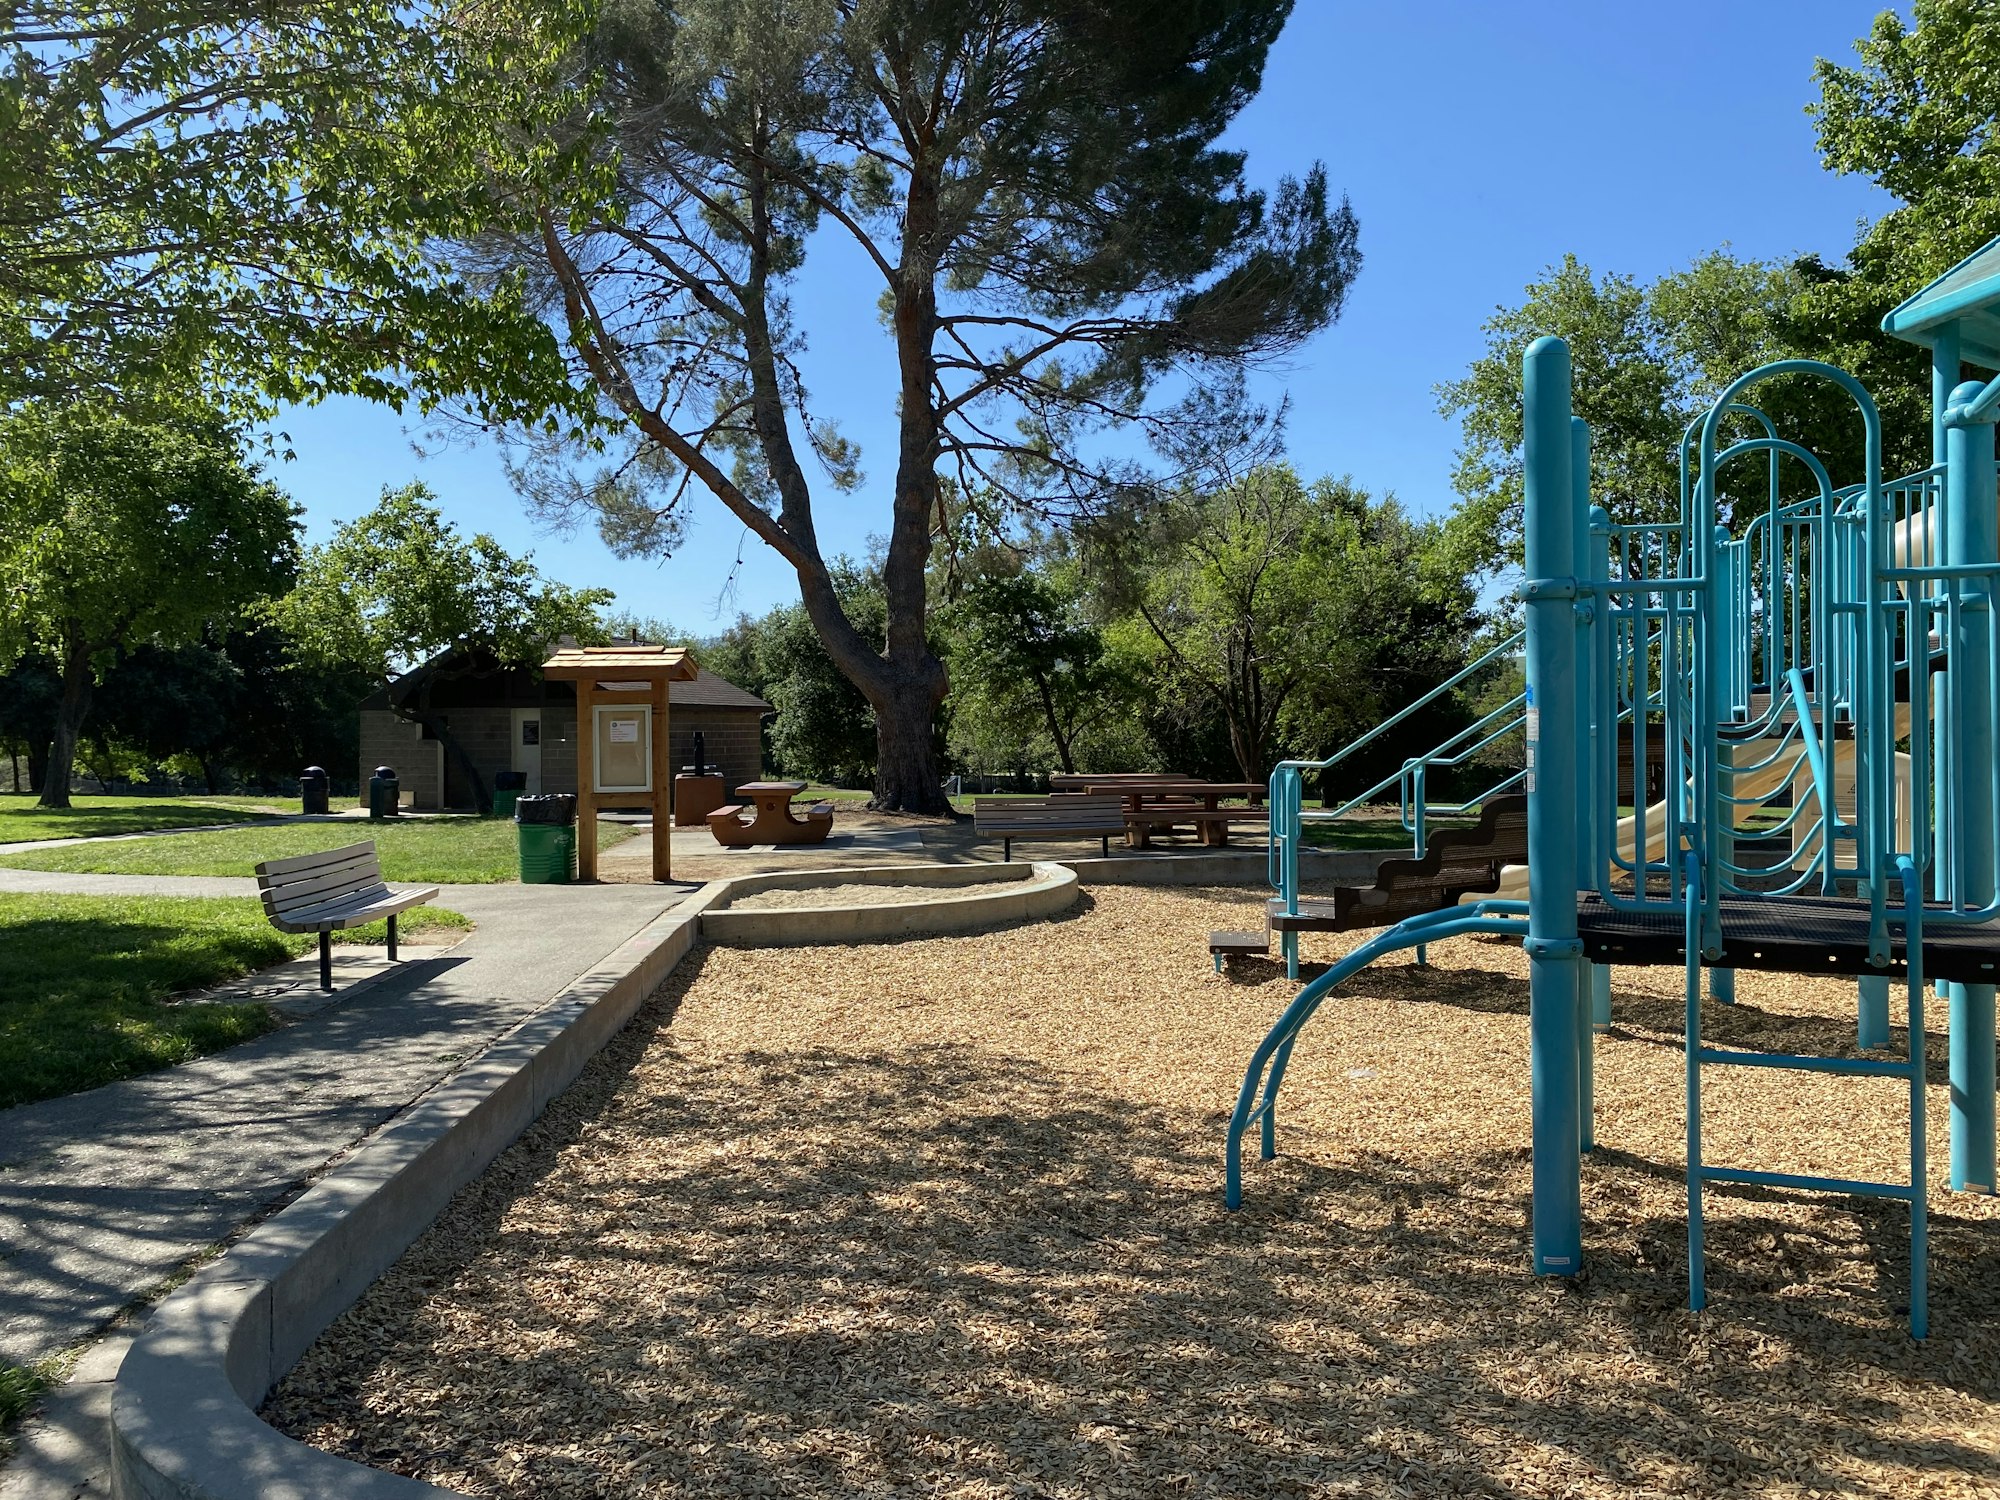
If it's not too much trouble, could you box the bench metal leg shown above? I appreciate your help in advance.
[1101,836,1109,857]
[387,912,398,962]
[318,931,333,992]
[1003,837,1012,862]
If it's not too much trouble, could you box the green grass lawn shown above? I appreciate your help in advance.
[0,893,471,1109]
[0,816,636,884]
[0,1356,51,1458]
[0,793,288,844]
[1301,814,1480,852]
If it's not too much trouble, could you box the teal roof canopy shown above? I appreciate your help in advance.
[1883,235,2000,369]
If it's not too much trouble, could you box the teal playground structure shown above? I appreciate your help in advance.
[1232,237,2000,1338]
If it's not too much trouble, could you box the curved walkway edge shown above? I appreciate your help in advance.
[108,905,702,1500]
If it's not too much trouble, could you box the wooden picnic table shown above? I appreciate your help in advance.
[707,780,834,847]
[1084,781,1268,847]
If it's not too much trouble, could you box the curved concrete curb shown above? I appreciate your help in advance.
[109,908,700,1500]
[696,861,1078,945]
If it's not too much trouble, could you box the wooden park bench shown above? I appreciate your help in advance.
[974,794,1127,862]
[253,841,439,992]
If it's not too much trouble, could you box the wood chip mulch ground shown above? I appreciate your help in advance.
[264,885,2000,1498]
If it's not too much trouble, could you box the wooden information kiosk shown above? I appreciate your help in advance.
[540,643,699,883]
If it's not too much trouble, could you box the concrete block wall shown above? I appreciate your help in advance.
[672,712,764,794]
[542,706,578,793]
[364,704,764,806]
[435,707,513,811]
[357,713,443,810]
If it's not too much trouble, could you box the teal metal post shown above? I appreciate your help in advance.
[1573,417,1597,1152]
[1935,329,1959,897]
[1947,380,1998,1193]
[1523,337,1584,1273]
[1711,523,1738,1006]
[1859,979,1892,1049]
[1589,502,1614,1035]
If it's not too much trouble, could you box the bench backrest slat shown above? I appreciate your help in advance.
[974,795,1126,832]
[265,877,391,921]
[255,841,379,879]
[255,842,385,915]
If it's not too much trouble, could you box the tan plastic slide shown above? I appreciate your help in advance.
[1470,705,1914,904]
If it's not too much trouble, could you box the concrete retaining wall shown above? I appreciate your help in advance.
[108,909,700,1500]
[697,861,1078,946]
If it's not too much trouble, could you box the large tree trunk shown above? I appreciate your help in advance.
[1030,668,1077,774]
[39,633,93,810]
[870,672,947,814]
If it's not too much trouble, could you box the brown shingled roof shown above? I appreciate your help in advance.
[672,667,771,713]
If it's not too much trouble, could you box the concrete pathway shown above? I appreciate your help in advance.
[0,879,693,1369]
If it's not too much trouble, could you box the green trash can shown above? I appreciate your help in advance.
[515,794,578,884]
[493,770,526,821]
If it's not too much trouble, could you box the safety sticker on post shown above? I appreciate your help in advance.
[1524,684,1539,793]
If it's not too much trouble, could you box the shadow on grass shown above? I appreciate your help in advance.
[0,905,292,1108]
[269,951,2000,1498]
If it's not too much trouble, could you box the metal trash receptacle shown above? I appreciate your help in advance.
[300,765,330,816]
[515,793,578,883]
[367,766,399,820]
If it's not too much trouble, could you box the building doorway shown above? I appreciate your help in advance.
[512,708,543,795]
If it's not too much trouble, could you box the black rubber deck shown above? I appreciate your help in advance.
[1577,892,2000,983]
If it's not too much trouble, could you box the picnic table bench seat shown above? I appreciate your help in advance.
[253,841,439,991]
[974,794,1127,861]
[1124,804,1270,848]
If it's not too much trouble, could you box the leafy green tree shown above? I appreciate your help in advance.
[1811,0,2000,299]
[1105,467,1477,784]
[94,640,246,793]
[270,483,614,809]
[0,403,297,807]
[1790,0,2000,477]
[940,562,1120,776]
[1438,250,1842,575]
[0,0,589,412]
[495,0,1361,812]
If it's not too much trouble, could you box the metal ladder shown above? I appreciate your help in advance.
[1680,854,1931,1337]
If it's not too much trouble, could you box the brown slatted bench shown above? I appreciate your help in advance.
[253,840,440,991]
[973,794,1128,862]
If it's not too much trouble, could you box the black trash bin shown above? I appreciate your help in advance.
[515,794,578,883]
[367,765,400,821]
[300,765,330,816]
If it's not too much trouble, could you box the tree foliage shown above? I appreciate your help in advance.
[492,0,1360,811]
[0,402,297,805]
[1093,466,1479,784]
[0,0,593,411]
[937,558,1121,777]
[1433,251,1897,575]
[271,483,613,806]
[275,484,614,681]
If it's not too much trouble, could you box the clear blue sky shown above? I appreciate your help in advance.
[266,0,1899,633]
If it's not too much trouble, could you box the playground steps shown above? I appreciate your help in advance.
[1576,891,2000,984]
[1269,796,1528,934]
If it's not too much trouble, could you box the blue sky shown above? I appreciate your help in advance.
[267,1,1899,633]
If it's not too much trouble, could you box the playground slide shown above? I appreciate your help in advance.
[1470,728,1914,904]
